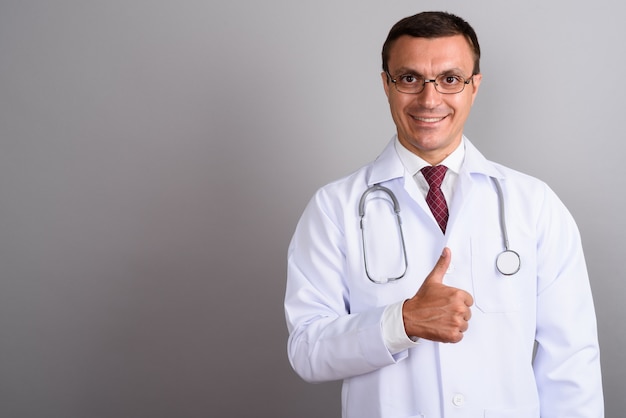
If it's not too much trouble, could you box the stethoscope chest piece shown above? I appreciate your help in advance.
[496,249,521,276]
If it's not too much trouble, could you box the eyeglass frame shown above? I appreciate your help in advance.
[385,71,476,95]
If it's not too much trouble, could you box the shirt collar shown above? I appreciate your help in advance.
[367,135,501,186]
[394,137,465,174]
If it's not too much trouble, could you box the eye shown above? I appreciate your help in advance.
[398,74,421,85]
[439,75,463,86]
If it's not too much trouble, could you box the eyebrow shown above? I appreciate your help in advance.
[391,67,468,77]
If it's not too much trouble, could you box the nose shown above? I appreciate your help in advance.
[416,81,442,108]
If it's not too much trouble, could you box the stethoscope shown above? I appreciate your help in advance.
[358,177,521,284]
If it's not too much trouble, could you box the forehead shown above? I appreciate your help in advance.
[387,35,475,74]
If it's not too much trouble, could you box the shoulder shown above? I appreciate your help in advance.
[310,139,401,208]
[491,161,546,189]
[310,163,374,213]
[489,161,577,228]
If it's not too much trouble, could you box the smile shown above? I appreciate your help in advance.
[413,116,445,123]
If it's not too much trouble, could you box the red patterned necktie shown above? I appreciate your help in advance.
[421,165,449,233]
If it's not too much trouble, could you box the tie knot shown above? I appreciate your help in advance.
[421,165,447,188]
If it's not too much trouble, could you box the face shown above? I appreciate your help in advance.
[382,35,482,164]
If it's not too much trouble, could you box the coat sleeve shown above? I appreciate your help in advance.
[284,188,403,383]
[533,184,604,417]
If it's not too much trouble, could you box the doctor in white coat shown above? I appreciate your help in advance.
[285,11,603,418]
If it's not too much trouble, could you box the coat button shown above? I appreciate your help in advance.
[452,393,465,407]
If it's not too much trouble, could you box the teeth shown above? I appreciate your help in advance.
[415,117,443,122]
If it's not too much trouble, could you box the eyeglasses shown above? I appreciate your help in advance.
[386,71,475,94]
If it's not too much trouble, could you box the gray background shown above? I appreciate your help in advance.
[0,1,623,417]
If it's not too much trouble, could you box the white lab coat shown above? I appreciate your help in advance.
[285,137,603,418]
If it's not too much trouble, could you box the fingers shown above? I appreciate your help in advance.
[421,247,474,307]
[422,247,451,285]
[443,304,472,343]
[403,247,475,343]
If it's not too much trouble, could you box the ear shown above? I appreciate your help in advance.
[469,73,482,105]
[381,71,391,99]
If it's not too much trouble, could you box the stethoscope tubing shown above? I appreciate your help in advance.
[358,184,408,283]
[491,177,521,276]
[359,176,521,283]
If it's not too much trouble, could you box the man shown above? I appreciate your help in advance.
[285,11,603,417]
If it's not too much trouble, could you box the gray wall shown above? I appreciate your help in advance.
[0,1,623,417]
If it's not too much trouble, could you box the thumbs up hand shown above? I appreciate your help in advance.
[402,248,474,343]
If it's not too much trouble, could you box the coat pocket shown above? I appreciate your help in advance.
[470,234,523,313]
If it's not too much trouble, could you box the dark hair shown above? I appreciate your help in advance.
[381,11,481,75]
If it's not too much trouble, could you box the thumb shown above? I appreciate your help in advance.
[423,247,451,285]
